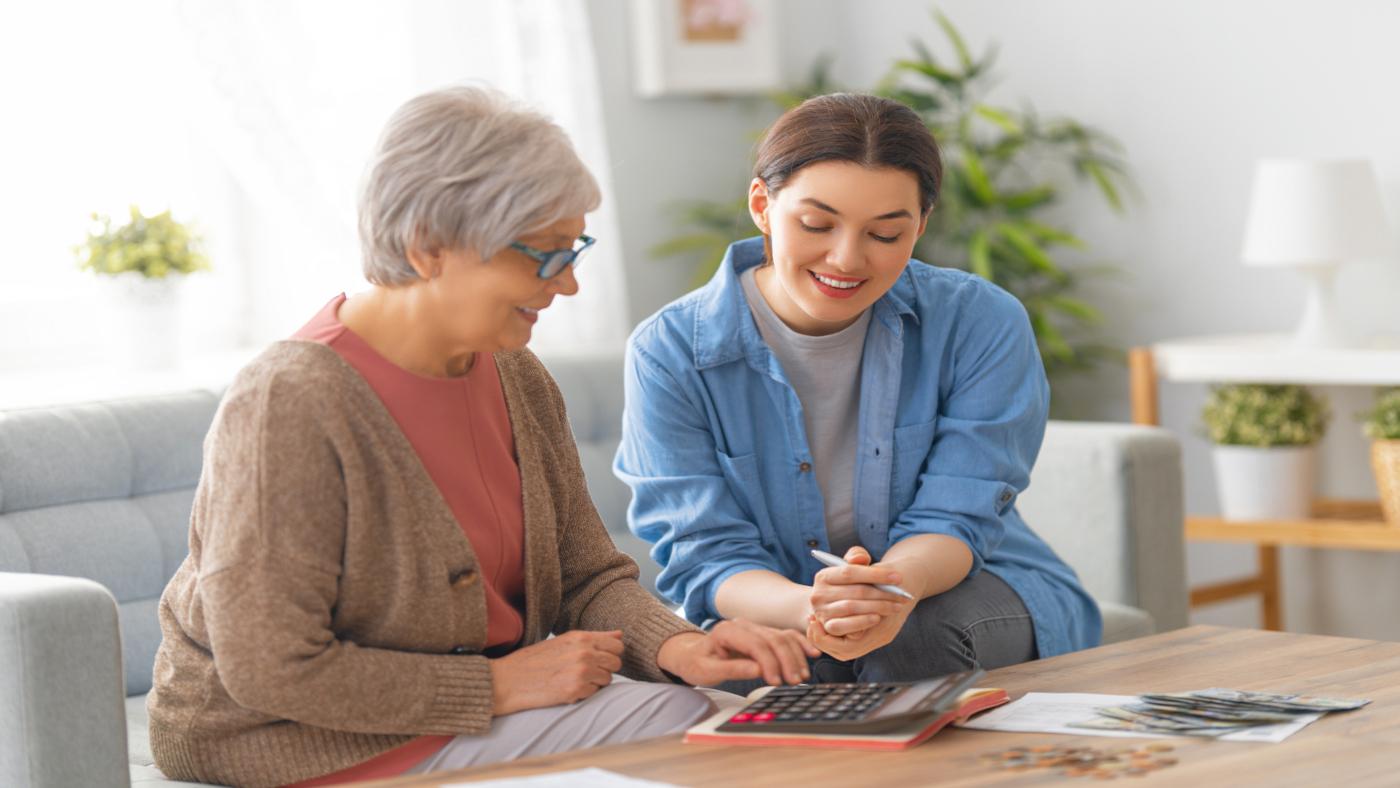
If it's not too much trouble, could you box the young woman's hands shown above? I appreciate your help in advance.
[489,630,624,715]
[808,546,915,638]
[806,596,916,661]
[656,620,820,686]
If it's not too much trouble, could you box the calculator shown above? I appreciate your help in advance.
[716,669,984,735]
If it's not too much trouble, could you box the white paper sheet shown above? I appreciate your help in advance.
[955,692,1322,743]
[443,767,679,787]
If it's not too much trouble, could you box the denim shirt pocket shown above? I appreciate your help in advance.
[891,417,939,514]
[714,449,776,549]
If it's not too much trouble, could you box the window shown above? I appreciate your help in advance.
[0,0,625,377]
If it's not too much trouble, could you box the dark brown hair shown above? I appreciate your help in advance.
[753,93,942,215]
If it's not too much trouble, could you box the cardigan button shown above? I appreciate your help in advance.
[450,569,479,588]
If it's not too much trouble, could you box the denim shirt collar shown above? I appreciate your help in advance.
[692,236,921,370]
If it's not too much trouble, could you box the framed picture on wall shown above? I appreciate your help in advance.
[629,0,780,97]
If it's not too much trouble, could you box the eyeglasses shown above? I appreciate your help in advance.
[509,234,596,279]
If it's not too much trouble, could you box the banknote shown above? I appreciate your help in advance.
[1189,688,1370,712]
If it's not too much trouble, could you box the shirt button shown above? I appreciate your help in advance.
[806,539,819,548]
[799,462,812,473]
[999,491,1013,504]
[450,569,479,588]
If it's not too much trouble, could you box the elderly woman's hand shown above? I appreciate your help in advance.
[656,620,819,687]
[489,630,625,715]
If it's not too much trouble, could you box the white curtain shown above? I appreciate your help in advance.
[0,0,626,370]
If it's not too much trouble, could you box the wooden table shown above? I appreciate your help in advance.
[1128,336,1400,630]
[365,626,1400,788]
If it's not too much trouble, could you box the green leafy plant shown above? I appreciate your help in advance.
[1362,388,1400,441]
[1202,385,1330,447]
[75,206,209,279]
[652,10,1132,378]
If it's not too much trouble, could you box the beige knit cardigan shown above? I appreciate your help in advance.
[147,341,699,787]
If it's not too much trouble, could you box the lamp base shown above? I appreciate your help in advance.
[1292,264,1354,349]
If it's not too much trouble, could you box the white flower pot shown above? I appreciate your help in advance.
[1211,444,1316,521]
[105,273,182,371]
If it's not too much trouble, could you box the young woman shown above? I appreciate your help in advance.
[615,93,1101,686]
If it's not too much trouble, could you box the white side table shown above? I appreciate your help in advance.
[1128,333,1400,630]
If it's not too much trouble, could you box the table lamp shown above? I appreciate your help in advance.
[1240,158,1393,348]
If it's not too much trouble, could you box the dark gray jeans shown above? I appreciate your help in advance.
[720,569,1037,694]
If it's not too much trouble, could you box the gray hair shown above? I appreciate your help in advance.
[358,86,601,285]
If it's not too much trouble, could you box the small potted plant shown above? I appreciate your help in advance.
[1202,384,1330,521]
[75,206,209,369]
[1362,388,1400,525]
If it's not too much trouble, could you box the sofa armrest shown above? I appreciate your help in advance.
[1019,422,1187,633]
[0,572,130,788]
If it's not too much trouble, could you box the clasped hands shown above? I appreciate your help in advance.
[805,545,917,661]
[490,547,916,715]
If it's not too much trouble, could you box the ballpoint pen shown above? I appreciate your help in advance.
[809,549,916,600]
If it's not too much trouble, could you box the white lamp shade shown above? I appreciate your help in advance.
[1241,158,1393,266]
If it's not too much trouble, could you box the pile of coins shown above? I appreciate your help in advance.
[979,742,1179,779]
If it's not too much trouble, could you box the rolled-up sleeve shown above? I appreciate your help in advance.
[614,340,779,624]
[888,283,1050,575]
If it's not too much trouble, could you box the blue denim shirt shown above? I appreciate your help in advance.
[615,237,1102,658]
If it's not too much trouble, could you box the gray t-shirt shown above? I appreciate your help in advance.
[740,267,871,555]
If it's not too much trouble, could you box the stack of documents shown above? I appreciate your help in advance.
[959,689,1369,743]
[1071,688,1369,738]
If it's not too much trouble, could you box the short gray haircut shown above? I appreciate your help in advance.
[358,86,601,285]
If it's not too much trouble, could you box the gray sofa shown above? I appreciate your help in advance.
[0,353,1185,787]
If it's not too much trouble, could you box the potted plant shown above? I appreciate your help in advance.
[1202,384,1330,521]
[1362,388,1400,525]
[75,206,209,370]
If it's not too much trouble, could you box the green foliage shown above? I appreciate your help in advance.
[1362,388,1400,441]
[75,206,209,279]
[1202,385,1330,448]
[651,9,1132,379]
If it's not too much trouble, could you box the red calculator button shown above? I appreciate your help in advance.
[730,713,753,723]
[753,712,776,722]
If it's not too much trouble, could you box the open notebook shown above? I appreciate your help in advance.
[685,686,1009,751]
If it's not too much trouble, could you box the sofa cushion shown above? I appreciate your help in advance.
[0,392,218,696]
[1100,601,1155,644]
[126,695,154,768]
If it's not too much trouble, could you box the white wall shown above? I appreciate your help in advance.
[591,0,1400,639]
[584,0,842,322]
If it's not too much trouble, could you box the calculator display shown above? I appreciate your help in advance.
[716,669,983,736]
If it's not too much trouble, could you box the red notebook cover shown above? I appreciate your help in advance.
[684,688,1010,751]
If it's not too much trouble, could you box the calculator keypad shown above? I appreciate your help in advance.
[724,683,906,726]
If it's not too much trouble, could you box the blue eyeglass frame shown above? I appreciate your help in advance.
[509,234,596,279]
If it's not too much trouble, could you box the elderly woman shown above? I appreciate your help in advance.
[147,87,816,788]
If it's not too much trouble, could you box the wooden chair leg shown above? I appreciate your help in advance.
[1259,545,1283,630]
[1128,347,1159,426]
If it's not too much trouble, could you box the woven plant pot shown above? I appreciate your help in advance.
[1373,440,1400,526]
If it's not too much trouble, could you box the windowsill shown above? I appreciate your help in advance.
[0,347,264,411]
